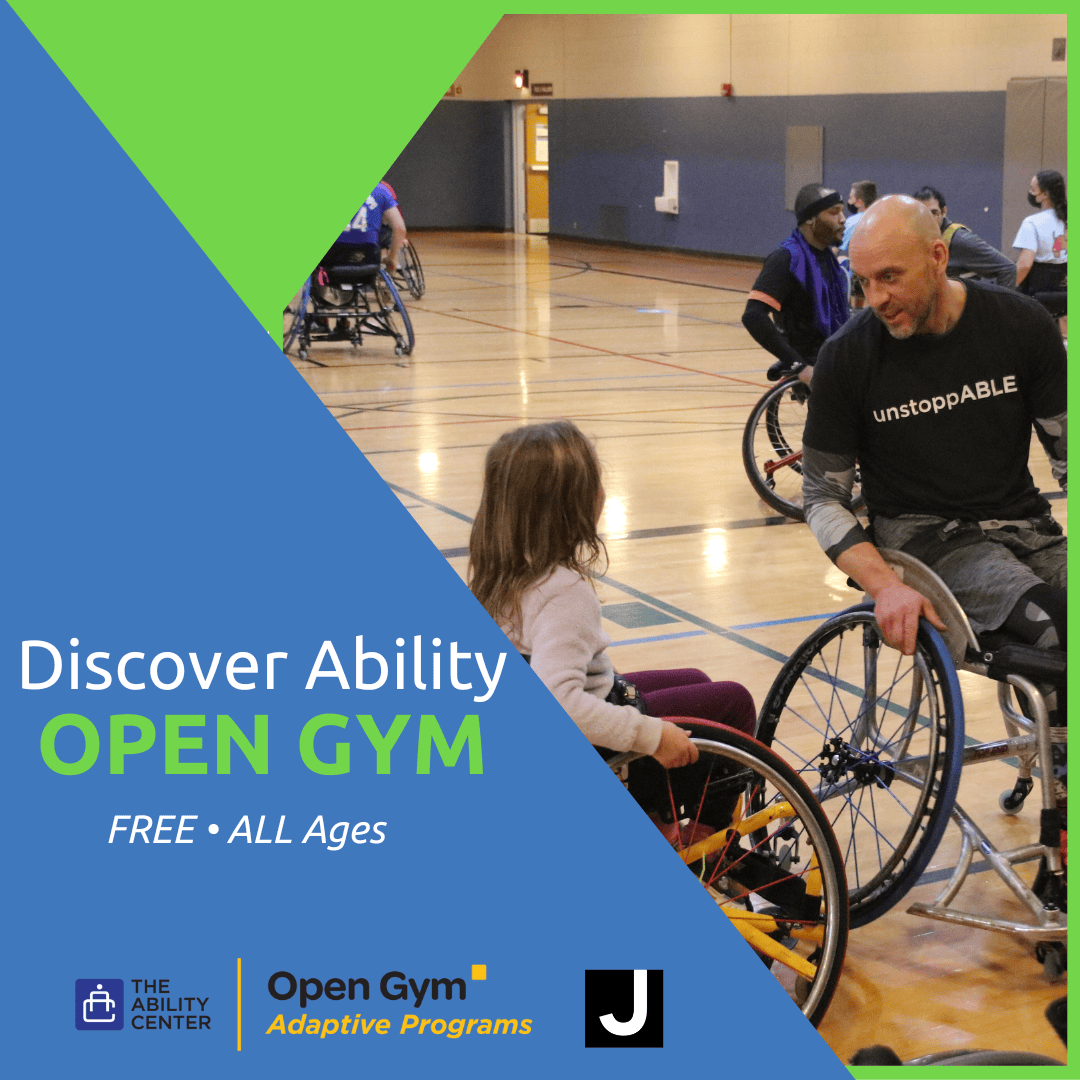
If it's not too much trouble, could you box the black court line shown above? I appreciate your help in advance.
[387,483,475,526]
[398,480,1038,792]
[321,368,765,402]
[550,258,752,297]
[431,266,749,330]
[362,425,748,456]
[388,479,795,667]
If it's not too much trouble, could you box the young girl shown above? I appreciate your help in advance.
[468,420,756,769]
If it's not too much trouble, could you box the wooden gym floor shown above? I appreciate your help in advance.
[286,231,1067,1065]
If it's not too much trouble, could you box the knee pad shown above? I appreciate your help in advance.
[1003,584,1067,650]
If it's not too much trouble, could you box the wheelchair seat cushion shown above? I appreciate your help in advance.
[326,263,381,286]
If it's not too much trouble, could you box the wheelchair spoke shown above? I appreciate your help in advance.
[758,606,963,926]
[619,731,848,1025]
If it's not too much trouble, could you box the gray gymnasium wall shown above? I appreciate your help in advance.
[388,91,1010,253]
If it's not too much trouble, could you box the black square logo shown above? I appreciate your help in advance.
[584,969,663,1047]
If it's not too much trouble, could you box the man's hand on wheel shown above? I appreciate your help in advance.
[873,581,947,656]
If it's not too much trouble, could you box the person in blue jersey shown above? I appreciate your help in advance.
[313,182,407,336]
[322,181,406,274]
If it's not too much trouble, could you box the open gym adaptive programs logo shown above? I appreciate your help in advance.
[584,969,662,1048]
[75,979,125,1030]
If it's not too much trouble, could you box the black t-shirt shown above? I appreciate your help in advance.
[749,246,837,360]
[804,280,1066,521]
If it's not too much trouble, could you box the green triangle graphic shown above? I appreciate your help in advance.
[11,0,501,333]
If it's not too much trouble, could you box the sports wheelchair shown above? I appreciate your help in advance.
[283,261,414,361]
[395,240,425,300]
[378,222,425,300]
[609,720,849,1026]
[756,550,1066,979]
[742,377,865,522]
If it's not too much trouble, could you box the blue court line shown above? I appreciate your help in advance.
[730,613,838,630]
[391,481,1044,769]
[607,630,708,648]
[594,572,791,664]
[389,480,809,668]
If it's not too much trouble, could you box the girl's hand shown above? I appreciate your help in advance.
[652,723,699,768]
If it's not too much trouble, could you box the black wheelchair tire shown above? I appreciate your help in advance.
[742,378,865,522]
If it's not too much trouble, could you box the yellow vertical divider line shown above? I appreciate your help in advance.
[237,957,242,1051]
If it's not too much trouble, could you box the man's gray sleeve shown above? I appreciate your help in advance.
[947,230,1017,289]
[1034,411,1067,491]
[802,445,873,561]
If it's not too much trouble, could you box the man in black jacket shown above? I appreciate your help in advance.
[741,184,849,383]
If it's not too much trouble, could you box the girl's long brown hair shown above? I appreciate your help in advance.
[468,421,608,628]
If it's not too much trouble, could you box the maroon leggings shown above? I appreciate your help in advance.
[615,668,756,824]
[623,667,756,736]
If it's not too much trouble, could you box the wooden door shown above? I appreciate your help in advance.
[525,103,549,234]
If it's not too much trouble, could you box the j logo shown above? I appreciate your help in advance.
[600,969,648,1036]
[584,969,663,1048]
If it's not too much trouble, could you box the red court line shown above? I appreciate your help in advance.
[339,401,753,433]
[409,308,772,390]
[342,416,524,433]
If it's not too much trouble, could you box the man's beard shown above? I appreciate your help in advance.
[874,294,935,339]
[812,218,842,247]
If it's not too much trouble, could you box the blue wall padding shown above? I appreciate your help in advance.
[396,91,1008,252]
[387,100,508,228]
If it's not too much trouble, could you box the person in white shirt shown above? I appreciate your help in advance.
[1014,170,1067,297]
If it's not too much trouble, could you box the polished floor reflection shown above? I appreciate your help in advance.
[289,231,1067,1064]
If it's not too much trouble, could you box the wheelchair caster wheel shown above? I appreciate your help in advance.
[999,777,1033,815]
[999,790,1023,815]
[1036,942,1067,983]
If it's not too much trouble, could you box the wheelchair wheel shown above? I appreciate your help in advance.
[283,277,311,357]
[395,240,425,300]
[613,726,849,1027]
[756,606,963,927]
[374,271,414,356]
[742,379,864,522]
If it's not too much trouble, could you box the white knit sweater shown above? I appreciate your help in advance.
[503,566,664,755]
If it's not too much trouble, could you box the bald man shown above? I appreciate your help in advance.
[801,195,1067,808]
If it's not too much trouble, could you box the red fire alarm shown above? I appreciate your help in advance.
[722,83,733,97]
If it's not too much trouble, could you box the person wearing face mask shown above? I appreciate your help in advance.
[839,180,878,256]
[1013,170,1067,297]
[742,184,850,383]
[837,181,879,310]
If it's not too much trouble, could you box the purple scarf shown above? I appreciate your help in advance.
[781,228,849,338]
